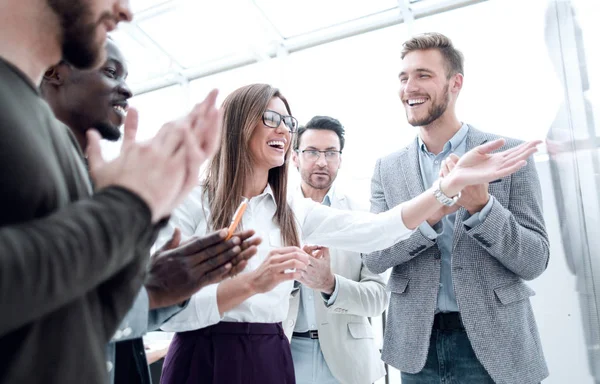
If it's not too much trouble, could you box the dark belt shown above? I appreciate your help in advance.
[433,312,464,330]
[293,330,319,339]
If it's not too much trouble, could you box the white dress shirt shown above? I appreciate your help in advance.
[159,183,411,332]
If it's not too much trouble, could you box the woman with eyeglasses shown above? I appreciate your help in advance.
[157,83,540,384]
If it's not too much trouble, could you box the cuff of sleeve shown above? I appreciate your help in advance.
[383,203,412,240]
[321,275,340,306]
[160,284,222,332]
[463,196,495,229]
[419,222,440,240]
[101,186,153,224]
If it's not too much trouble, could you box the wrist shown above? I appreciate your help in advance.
[440,175,462,198]
[245,271,259,295]
[146,288,160,310]
[322,274,336,295]
[466,193,490,214]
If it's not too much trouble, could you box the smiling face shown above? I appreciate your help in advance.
[60,40,132,141]
[248,97,293,172]
[398,49,460,127]
[47,0,133,69]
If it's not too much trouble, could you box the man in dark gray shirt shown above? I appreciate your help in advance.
[40,39,260,384]
[0,0,238,383]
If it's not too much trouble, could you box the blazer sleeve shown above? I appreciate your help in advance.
[463,155,550,280]
[0,187,155,336]
[362,158,438,274]
[326,262,389,318]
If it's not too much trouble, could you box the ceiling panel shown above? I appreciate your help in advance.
[253,0,399,38]
[110,26,174,87]
[130,0,172,13]
[135,0,280,69]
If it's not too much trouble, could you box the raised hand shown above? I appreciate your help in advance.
[441,139,541,196]
[299,245,336,294]
[144,228,261,309]
[441,154,490,214]
[248,247,309,294]
[86,90,223,223]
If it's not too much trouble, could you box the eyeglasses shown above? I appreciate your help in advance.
[298,149,342,162]
[262,110,298,133]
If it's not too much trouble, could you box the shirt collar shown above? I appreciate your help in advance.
[297,183,336,206]
[246,183,277,207]
[418,123,469,154]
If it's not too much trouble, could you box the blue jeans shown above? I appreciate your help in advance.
[401,329,495,384]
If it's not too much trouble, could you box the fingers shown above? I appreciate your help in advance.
[240,236,262,251]
[175,229,229,255]
[181,128,202,194]
[238,245,258,261]
[158,228,181,252]
[155,121,188,155]
[191,262,234,287]
[268,246,306,257]
[502,147,538,169]
[86,129,105,172]
[273,259,309,273]
[233,229,256,242]
[302,245,322,255]
[492,160,527,179]
[226,260,249,278]
[121,108,139,153]
[189,245,241,275]
[474,138,506,154]
[501,141,540,163]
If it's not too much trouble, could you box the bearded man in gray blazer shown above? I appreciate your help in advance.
[363,33,550,384]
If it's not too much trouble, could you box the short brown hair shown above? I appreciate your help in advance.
[401,32,464,78]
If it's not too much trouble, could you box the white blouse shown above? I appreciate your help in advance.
[158,184,411,332]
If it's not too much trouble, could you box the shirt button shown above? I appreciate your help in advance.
[113,330,123,340]
[434,160,439,164]
[310,324,316,328]
[288,319,295,326]
[106,362,113,372]
[122,327,132,337]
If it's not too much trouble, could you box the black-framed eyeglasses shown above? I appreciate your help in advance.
[262,110,298,133]
[298,149,342,162]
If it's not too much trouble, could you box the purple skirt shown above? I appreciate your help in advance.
[160,322,295,384]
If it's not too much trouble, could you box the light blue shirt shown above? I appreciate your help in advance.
[417,124,494,313]
[294,192,341,332]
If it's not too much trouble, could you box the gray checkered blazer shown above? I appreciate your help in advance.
[363,127,550,384]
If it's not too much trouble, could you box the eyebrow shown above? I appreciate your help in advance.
[399,68,435,77]
[105,58,129,79]
[304,146,339,150]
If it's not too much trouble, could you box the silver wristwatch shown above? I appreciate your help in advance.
[433,178,461,206]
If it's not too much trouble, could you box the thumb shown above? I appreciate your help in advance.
[160,228,181,252]
[475,138,505,155]
[121,108,139,154]
[86,129,105,172]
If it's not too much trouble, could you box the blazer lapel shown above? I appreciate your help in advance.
[451,125,492,251]
[400,138,426,198]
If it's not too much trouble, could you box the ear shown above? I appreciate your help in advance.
[43,63,69,86]
[292,150,300,169]
[451,73,463,94]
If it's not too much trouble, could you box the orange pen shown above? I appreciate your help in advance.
[226,198,249,240]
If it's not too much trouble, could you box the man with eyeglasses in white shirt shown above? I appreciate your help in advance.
[285,116,389,384]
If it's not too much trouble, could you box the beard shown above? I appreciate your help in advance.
[93,121,122,142]
[302,169,335,190]
[47,0,107,69]
[407,83,450,127]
